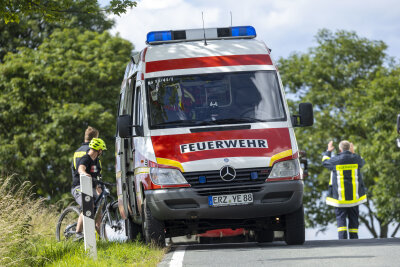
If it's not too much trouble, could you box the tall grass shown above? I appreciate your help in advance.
[0,175,165,266]
[0,175,58,266]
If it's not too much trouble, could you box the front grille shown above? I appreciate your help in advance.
[183,167,272,189]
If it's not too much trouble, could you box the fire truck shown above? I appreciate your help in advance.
[115,25,313,247]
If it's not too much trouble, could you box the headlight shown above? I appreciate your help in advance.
[269,159,300,178]
[149,168,188,185]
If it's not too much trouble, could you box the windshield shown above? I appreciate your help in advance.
[146,71,286,129]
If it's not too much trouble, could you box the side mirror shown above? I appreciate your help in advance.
[117,115,141,138]
[117,115,132,138]
[292,103,314,127]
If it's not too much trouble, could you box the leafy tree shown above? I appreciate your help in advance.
[0,28,133,202]
[0,0,136,24]
[278,29,400,237]
[0,0,115,62]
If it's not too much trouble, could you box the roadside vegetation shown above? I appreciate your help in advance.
[0,175,165,266]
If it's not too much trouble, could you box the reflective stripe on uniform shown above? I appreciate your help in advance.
[335,164,358,201]
[326,194,367,207]
[73,151,87,169]
[349,228,358,233]
[336,170,343,200]
[353,169,359,200]
[337,226,347,232]
[322,156,331,161]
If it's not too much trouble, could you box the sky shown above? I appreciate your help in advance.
[99,0,400,239]
[103,0,400,61]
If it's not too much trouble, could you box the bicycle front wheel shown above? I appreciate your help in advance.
[100,201,127,242]
[56,206,80,241]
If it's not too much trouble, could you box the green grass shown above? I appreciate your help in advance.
[0,175,165,267]
[35,239,165,267]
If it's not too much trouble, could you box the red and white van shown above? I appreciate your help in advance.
[115,26,313,247]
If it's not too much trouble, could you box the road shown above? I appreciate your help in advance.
[159,238,400,267]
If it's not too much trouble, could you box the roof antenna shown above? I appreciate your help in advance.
[230,11,233,27]
[202,12,208,46]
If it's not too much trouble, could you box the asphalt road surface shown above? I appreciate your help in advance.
[159,238,400,267]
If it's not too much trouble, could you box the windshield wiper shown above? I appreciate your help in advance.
[212,118,267,124]
[153,120,217,127]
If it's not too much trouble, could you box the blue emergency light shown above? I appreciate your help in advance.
[146,26,256,44]
[232,26,256,37]
[250,172,258,180]
[199,176,206,184]
[146,31,172,43]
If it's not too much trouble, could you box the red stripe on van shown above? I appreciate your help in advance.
[146,54,272,73]
[151,128,291,163]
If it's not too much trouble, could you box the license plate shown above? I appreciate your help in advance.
[208,193,253,207]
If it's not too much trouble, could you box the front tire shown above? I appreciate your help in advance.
[284,205,305,245]
[142,199,165,247]
[100,201,127,242]
[56,206,80,242]
[126,215,142,241]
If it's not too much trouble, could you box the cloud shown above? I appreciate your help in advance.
[110,0,400,59]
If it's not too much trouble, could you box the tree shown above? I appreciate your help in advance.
[0,28,133,202]
[0,0,115,62]
[278,29,400,238]
[0,0,136,24]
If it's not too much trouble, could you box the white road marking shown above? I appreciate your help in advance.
[169,245,187,267]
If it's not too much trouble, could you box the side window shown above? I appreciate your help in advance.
[133,85,143,136]
[119,89,126,115]
[119,79,136,116]
[135,87,143,126]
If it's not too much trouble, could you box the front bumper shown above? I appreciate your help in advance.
[145,180,303,221]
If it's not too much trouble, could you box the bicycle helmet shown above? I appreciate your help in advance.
[89,138,107,151]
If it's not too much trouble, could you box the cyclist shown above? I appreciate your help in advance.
[72,138,107,240]
[71,126,99,180]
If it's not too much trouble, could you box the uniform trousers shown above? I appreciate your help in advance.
[335,206,359,239]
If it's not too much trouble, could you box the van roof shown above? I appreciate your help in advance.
[145,39,269,62]
[143,39,275,77]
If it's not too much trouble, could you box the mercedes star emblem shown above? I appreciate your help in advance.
[220,165,236,181]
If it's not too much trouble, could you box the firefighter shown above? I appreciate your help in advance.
[322,140,367,239]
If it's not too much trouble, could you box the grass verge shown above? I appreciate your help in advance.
[0,175,165,266]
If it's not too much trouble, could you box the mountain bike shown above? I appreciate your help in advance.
[56,180,127,242]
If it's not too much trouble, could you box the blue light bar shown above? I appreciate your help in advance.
[146,26,256,44]
[231,26,256,37]
[147,31,172,43]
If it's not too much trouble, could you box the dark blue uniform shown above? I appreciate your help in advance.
[322,150,367,239]
[71,142,90,188]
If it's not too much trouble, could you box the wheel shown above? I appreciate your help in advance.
[256,229,274,243]
[284,205,305,245]
[126,215,142,241]
[141,199,165,247]
[56,206,80,241]
[100,201,127,242]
